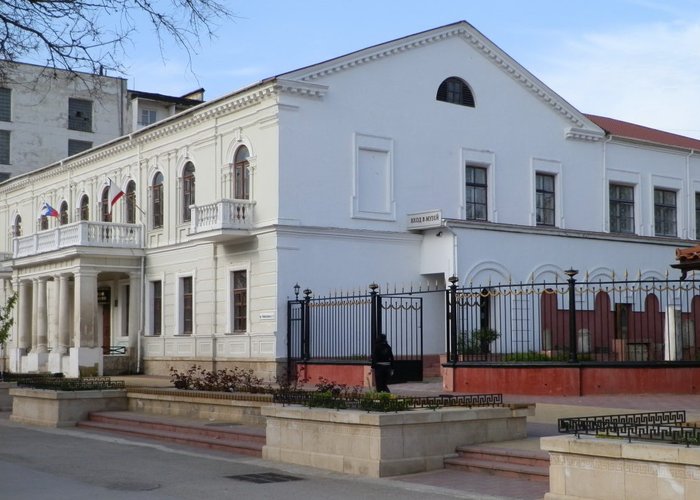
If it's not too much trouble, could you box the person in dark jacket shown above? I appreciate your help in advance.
[373,333,394,393]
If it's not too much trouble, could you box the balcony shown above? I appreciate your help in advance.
[13,221,143,259]
[189,199,255,241]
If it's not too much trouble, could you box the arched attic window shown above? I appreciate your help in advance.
[436,77,475,107]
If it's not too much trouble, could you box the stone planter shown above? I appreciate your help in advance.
[542,435,700,499]
[263,404,533,477]
[126,388,273,426]
[0,381,16,411]
[9,387,127,427]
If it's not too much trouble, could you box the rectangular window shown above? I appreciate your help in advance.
[696,192,700,240]
[181,276,193,335]
[609,184,635,234]
[68,98,93,132]
[465,165,487,220]
[232,270,247,333]
[68,139,92,156]
[0,88,11,122]
[0,130,10,165]
[536,173,555,226]
[152,281,162,335]
[140,108,157,126]
[654,188,677,237]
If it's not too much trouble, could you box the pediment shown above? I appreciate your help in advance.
[280,21,603,141]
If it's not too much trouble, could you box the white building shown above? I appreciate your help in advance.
[0,21,698,379]
[0,61,204,181]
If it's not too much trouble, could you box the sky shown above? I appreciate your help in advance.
[121,0,700,138]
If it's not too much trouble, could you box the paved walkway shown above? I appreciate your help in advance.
[107,375,700,499]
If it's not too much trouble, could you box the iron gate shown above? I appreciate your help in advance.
[287,287,423,382]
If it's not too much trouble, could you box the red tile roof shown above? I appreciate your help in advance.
[585,114,700,151]
[676,246,700,263]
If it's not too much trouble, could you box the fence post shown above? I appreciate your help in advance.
[302,288,312,361]
[565,269,578,363]
[448,275,459,364]
[369,283,380,365]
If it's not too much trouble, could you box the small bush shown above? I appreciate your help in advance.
[169,365,271,393]
[359,391,410,412]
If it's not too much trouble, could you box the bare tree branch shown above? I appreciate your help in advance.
[0,0,232,85]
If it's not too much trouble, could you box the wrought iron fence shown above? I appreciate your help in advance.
[558,410,700,446]
[273,391,503,411]
[446,275,700,363]
[286,285,423,381]
[13,376,125,391]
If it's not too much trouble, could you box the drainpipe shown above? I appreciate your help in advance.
[439,220,458,280]
[137,254,144,374]
[687,149,696,240]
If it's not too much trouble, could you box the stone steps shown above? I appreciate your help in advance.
[77,411,265,457]
[444,444,550,482]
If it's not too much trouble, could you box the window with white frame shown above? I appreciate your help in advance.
[151,280,162,335]
[609,184,635,234]
[231,270,247,333]
[151,172,164,229]
[465,165,487,221]
[233,146,250,200]
[180,276,193,335]
[140,108,157,126]
[181,161,195,222]
[654,188,677,237]
[535,173,555,226]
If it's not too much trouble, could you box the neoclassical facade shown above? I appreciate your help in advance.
[1,21,699,377]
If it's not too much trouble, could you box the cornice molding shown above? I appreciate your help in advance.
[566,127,606,142]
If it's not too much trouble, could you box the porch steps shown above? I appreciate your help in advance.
[77,411,265,457]
[444,444,550,482]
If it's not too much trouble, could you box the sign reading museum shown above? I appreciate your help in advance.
[407,210,442,230]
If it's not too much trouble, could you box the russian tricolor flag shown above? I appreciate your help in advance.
[41,202,59,218]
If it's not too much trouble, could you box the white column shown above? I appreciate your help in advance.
[58,274,71,354]
[49,274,71,374]
[69,269,102,377]
[26,277,49,372]
[36,277,48,353]
[128,272,141,348]
[17,279,32,351]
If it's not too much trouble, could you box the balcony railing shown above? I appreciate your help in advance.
[13,221,142,258]
[190,199,255,235]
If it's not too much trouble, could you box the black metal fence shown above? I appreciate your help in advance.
[287,285,423,382]
[446,274,700,363]
[558,410,700,446]
[288,274,700,379]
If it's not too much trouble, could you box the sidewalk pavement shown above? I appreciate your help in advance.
[106,375,700,499]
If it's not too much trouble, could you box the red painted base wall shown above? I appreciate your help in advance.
[446,366,700,395]
[296,364,371,387]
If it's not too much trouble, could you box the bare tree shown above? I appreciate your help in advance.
[0,0,233,82]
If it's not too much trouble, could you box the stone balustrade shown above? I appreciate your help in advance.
[13,221,142,258]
